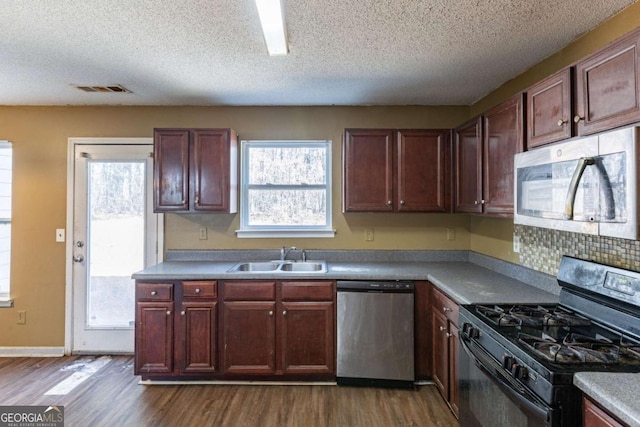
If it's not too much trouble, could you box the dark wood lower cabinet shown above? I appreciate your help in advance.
[221,300,277,375]
[431,285,459,418]
[135,279,335,381]
[583,396,626,427]
[179,301,217,374]
[135,301,174,374]
[281,301,334,375]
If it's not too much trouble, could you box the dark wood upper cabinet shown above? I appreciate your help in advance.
[343,129,394,212]
[526,68,573,148]
[343,128,450,213]
[397,130,450,212]
[153,128,238,213]
[482,94,524,216]
[575,29,640,136]
[454,117,483,214]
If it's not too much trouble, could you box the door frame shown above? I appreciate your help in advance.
[64,137,164,355]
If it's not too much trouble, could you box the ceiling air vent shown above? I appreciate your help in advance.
[74,84,132,93]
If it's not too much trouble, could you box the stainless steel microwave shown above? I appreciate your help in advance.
[514,126,640,239]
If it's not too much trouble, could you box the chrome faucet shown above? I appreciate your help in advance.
[280,246,297,261]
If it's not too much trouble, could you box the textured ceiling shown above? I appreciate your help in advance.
[0,0,636,106]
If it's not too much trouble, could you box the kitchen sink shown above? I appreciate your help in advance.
[227,260,327,274]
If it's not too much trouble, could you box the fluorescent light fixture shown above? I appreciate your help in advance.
[255,0,288,55]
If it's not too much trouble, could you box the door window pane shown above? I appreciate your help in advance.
[87,161,145,327]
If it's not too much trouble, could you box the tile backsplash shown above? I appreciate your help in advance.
[515,225,640,275]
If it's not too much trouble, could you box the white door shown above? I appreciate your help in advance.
[71,142,160,353]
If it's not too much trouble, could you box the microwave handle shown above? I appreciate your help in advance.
[564,157,595,220]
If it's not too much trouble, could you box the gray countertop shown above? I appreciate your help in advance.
[133,259,559,305]
[574,372,640,427]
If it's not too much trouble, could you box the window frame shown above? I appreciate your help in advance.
[236,140,335,238]
[0,141,12,307]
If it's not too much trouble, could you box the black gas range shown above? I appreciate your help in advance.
[458,256,640,427]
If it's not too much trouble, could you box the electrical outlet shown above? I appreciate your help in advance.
[365,228,374,241]
[199,228,207,240]
[17,310,26,325]
[447,228,456,241]
[55,229,65,242]
[513,235,521,253]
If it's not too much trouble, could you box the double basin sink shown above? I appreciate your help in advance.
[227,260,328,274]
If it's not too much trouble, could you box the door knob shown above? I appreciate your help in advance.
[73,254,84,263]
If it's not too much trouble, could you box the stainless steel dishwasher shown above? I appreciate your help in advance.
[336,280,414,388]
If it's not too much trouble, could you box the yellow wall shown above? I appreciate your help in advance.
[0,105,470,347]
[1,1,639,347]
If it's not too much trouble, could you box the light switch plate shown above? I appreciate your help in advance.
[513,235,520,253]
[56,229,65,242]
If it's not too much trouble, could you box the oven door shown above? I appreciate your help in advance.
[458,333,559,427]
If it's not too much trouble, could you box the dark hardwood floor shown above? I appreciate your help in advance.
[0,356,458,426]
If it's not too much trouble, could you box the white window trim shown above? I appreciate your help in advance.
[236,140,335,238]
[0,141,11,307]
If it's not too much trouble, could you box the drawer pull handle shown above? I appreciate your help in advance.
[151,291,157,296]
[195,288,201,294]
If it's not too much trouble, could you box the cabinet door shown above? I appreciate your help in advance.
[192,129,237,213]
[448,323,459,418]
[281,301,335,375]
[343,129,394,212]
[432,309,449,397]
[135,302,174,374]
[583,397,624,427]
[527,68,573,148]
[483,94,524,216]
[414,281,432,380]
[153,129,190,212]
[179,301,217,374]
[221,301,276,375]
[454,117,483,213]
[397,130,450,212]
[575,29,640,136]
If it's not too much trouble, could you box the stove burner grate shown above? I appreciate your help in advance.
[517,332,640,365]
[475,304,592,328]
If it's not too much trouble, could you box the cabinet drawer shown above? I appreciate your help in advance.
[223,281,276,301]
[137,283,174,301]
[432,287,459,326]
[183,281,217,299]
[281,281,334,301]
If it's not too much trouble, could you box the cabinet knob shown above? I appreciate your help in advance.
[269,311,274,316]
[151,291,157,296]
[474,200,479,205]
[195,288,201,294]
[180,311,185,316]
[194,197,199,204]
[386,200,392,206]
[439,326,446,332]
[446,332,452,338]
[400,200,405,205]
[573,115,584,123]
[283,310,287,316]
[443,307,452,313]
[480,199,486,204]
[166,311,171,316]
[557,119,567,126]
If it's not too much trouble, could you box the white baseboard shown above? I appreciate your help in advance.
[0,347,65,357]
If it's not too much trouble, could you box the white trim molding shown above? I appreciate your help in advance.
[0,347,65,357]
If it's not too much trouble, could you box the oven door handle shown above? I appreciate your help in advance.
[459,333,552,423]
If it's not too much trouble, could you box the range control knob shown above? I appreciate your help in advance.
[517,366,529,381]
[511,363,521,378]
[502,355,515,370]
